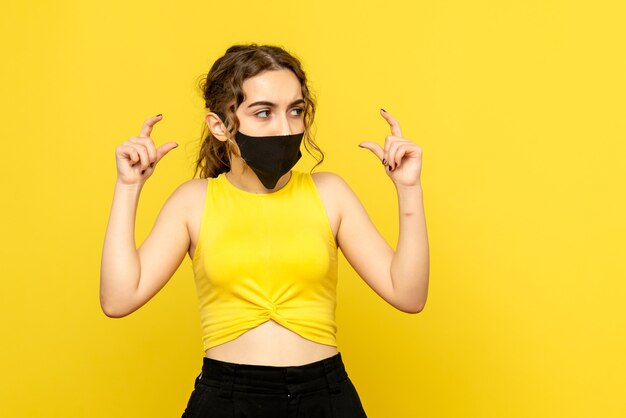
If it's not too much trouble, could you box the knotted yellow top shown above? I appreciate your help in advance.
[192,171,338,350]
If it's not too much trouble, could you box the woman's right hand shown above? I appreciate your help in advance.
[115,114,179,185]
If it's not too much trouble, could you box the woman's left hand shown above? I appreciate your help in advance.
[359,109,423,188]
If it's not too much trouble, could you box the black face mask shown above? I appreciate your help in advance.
[234,131,304,189]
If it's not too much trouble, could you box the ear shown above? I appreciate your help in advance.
[205,112,229,142]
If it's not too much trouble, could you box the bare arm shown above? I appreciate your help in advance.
[390,183,429,311]
[99,114,185,317]
[336,109,429,313]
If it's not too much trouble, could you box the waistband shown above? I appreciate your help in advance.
[196,353,348,398]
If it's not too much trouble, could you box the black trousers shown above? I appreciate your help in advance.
[181,353,367,417]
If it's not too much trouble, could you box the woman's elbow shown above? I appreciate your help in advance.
[398,304,425,314]
[393,297,427,314]
[100,296,133,318]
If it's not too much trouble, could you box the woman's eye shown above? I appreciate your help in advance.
[291,107,304,116]
[256,110,270,118]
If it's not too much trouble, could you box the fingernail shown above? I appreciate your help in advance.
[388,165,392,171]
[156,113,162,117]
[382,159,387,165]
[381,108,387,113]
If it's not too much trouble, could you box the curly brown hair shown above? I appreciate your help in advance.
[195,44,324,179]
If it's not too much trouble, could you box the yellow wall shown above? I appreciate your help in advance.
[1,0,625,416]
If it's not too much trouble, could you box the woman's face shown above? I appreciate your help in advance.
[235,69,305,137]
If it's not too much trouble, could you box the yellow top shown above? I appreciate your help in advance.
[192,171,338,350]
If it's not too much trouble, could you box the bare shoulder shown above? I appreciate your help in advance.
[310,171,350,193]
[309,172,349,236]
[311,171,357,202]
[167,178,208,206]
[309,172,361,234]
[173,177,208,193]
[158,178,208,229]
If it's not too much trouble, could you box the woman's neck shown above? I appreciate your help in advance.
[226,158,292,194]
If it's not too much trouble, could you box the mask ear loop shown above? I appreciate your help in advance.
[232,140,250,175]
[213,110,238,168]
[215,109,251,174]
[226,124,248,174]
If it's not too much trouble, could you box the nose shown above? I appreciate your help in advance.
[276,114,292,136]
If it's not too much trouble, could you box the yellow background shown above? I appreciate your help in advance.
[1,0,625,416]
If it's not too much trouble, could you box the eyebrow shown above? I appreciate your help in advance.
[246,99,305,109]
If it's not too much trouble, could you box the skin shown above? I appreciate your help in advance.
[100,69,429,366]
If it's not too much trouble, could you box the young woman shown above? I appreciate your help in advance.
[100,44,429,418]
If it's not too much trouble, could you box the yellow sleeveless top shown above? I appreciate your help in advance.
[192,171,338,351]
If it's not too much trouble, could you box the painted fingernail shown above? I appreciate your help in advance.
[382,159,387,165]
[381,108,387,113]
[388,165,392,171]
[156,113,162,117]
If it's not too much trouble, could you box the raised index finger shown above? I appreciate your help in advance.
[380,109,403,138]
[139,114,163,138]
